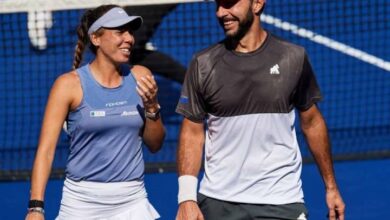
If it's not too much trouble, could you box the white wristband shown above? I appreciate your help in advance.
[178,175,198,204]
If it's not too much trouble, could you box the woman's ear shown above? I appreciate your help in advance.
[90,33,100,47]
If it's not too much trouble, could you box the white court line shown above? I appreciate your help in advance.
[261,14,390,72]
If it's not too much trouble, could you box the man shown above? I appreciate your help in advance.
[175,0,345,220]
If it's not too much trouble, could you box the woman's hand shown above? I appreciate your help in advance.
[136,75,159,112]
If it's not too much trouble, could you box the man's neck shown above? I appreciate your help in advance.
[234,28,267,53]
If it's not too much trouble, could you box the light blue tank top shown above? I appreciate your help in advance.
[65,64,145,182]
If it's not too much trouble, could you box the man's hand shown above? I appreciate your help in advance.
[326,188,345,220]
[176,201,204,220]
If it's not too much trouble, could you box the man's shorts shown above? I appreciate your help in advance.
[198,193,308,220]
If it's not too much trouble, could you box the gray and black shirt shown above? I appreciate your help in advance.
[176,32,322,204]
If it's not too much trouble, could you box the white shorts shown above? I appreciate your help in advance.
[56,178,160,220]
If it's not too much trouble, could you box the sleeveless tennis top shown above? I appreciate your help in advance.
[65,64,145,182]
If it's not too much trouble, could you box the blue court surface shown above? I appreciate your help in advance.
[0,159,389,220]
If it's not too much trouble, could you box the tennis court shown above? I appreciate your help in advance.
[0,0,389,219]
[1,159,389,219]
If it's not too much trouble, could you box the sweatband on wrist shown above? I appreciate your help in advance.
[28,200,44,209]
[178,175,198,204]
[28,207,45,215]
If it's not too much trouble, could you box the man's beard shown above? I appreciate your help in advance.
[224,8,254,41]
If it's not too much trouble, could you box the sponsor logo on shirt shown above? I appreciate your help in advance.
[270,64,280,75]
[297,213,307,220]
[105,101,127,107]
[121,111,138,116]
[90,111,106,117]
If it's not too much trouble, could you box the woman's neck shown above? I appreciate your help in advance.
[89,59,123,88]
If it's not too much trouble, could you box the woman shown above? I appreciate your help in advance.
[26,5,165,220]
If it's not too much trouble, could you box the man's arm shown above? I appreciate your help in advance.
[300,105,345,220]
[176,118,205,220]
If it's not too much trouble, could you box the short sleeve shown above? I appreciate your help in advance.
[175,57,207,122]
[293,52,322,111]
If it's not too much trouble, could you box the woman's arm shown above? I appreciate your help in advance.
[132,65,165,153]
[26,72,80,220]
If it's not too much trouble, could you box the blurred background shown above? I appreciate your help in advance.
[0,0,389,219]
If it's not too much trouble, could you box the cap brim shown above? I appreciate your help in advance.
[102,16,143,31]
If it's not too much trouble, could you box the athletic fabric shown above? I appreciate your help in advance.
[176,32,322,204]
[66,64,145,182]
[56,178,160,220]
[198,193,308,220]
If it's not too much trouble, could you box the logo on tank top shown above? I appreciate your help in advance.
[90,111,106,117]
[121,111,138,116]
[105,101,127,107]
[270,64,280,75]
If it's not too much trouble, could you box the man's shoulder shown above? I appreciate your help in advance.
[268,33,306,55]
[193,41,226,63]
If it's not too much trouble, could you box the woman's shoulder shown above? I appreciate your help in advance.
[53,70,81,91]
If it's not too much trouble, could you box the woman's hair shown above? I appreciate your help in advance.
[72,4,118,69]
